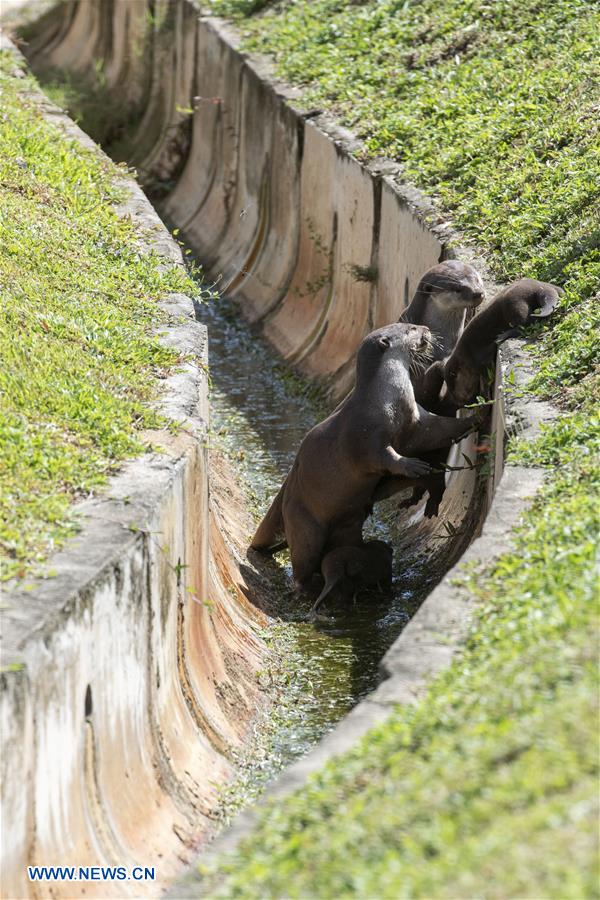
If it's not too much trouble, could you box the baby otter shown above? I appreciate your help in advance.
[310,540,393,619]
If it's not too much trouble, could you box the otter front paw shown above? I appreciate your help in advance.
[397,457,432,478]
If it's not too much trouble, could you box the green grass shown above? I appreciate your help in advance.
[196,0,600,895]
[0,53,200,582]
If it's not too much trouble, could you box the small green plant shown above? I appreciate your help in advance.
[346,262,378,283]
[207,0,273,14]
[293,216,334,298]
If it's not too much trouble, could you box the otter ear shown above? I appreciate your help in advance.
[378,336,391,351]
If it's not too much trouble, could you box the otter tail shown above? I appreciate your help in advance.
[310,572,340,620]
[250,482,286,552]
[311,550,362,619]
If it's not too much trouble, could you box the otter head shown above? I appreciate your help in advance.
[362,540,393,587]
[366,538,393,563]
[367,322,432,361]
[356,322,433,382]
[408,260,485,318]
[502,278,563,326]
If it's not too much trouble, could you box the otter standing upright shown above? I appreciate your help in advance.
[394,260,485,515]
[401,260,485,364]
[251,323,478,589]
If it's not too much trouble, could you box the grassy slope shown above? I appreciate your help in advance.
[200,0,600,896]
[0,53,198,582]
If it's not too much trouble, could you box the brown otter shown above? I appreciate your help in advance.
[321,262,484,519]
[251,323,478,588]
[397,260,485,515]
[416,359,458,416]
[445,278,563,406]
[401,259,485,362]
[398,277,561,514]
[310,540,393,619]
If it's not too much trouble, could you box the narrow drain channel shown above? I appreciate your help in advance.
[194,290,442,792]
[14,28,472,812]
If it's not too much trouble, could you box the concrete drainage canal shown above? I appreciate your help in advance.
[1,1,521,896]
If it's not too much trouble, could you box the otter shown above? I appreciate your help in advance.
[415,359,458,416]
[310,540,393,619]
[445,278,563,407]
[251,323,478,588]
[320,262,484,519]
[395,260,485,516]
[401,260,485,362]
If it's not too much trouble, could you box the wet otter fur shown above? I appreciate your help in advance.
[445,278,563,407]
[251,323,478,588]
[398,276,560,515]
[310,540,393,619]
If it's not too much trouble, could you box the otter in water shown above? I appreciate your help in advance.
[310,540,393,619]
[445,278,563,406]
[251,323,478,588]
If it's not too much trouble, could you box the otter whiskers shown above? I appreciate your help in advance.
[409,342,433,379]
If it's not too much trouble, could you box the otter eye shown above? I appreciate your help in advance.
[378,336,391,350]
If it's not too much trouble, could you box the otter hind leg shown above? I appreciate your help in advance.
[371,474,423,505]
[423,472,446,517]
[373,446,450,518]
[420,447,450,518]
[396,475,444,516]
[398,485,427,510]
[285,503,327,591]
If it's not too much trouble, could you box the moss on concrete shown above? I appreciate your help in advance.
[0,53,201,581]
[197,0,600,895]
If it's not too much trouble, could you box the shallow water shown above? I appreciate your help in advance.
[196,293,440,774]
